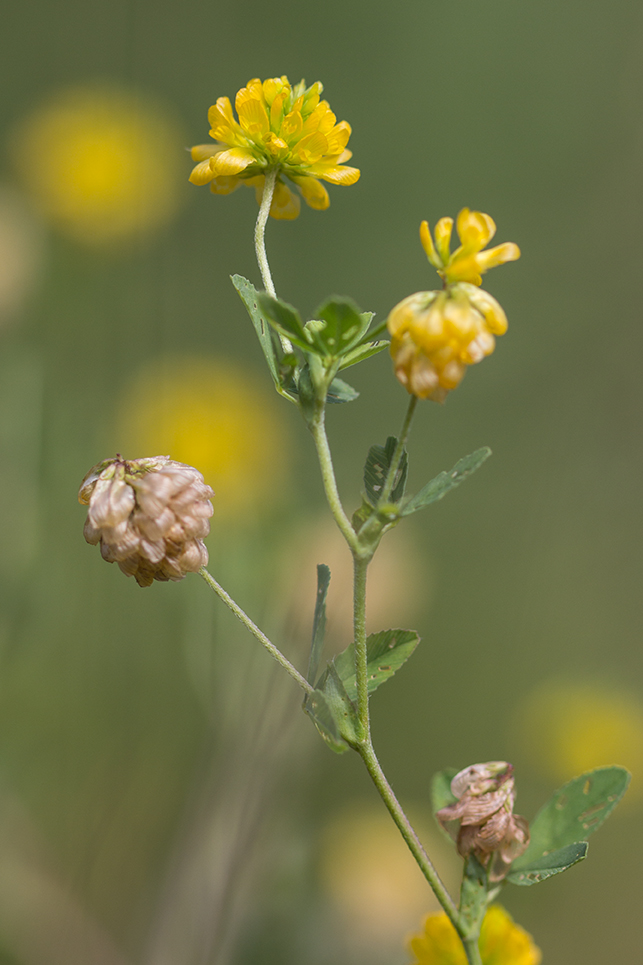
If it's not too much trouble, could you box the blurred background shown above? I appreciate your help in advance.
[1,0,642,962]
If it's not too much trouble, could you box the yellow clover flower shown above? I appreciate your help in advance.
[388,210,520,402]
[189,76,360,220]
[408,905,541,965]
[420,209,520,287]
[11,87,183,245]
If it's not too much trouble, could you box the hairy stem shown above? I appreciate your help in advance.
[357,740,460,928]
[253,166,292,354]
[463,937,484,965]
[309,412,360,554]
[379,394,417,504]
[199,567,313,696]
[353,555,370,734]
[254,167,279,298]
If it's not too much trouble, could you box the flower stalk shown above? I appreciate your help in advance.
[199,566,314,696]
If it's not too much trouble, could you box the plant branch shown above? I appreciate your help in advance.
[199,567,313,696]
[309,413,360,555]
[357,740,460,929]
[353,556,370,734]
[463,938,484,965]
[254,167,278,299]
[253,166,292,354]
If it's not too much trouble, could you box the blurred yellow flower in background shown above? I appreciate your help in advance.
[408,905,541,965]
[189,75,359,220]
[517,680,643,802]
[319,805,457,955]
[11,86,183,244]
[114,356,289,518]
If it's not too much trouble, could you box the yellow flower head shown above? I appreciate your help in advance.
[420,209,520,286]
[11,86,183,245]
[189,76,360,220]
[388,284,507,402]
[408,905,541,965]
[387,210,519,401]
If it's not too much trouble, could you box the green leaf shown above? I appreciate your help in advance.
[313,296,367,356]
[400,448,491,517]
[256,292,312,351]
[459,856,488,933]
[307,564,330,685]
[231,275,296,401]
[351,498,374,532]
[303,688,350,754]
[511,766,630,873]
[431,768,459,843]
[507,842,588,886]
[338,339,389,370]
[364,436,408,507]
[331,628,420,701]
[326,377,359,404]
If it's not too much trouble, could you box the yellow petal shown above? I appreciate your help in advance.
[443,255,483,285]
[235,89,270,137]
[291,130,329,165]
[207,98,237,142]
[262,77,285,107]
[311,164,360,185]
[465,285,508,334]
[455,208,496,251]
[317,103,336,134]
[263,132,290,161]
[475,241,521,272]
[270,178,301,220]
[208,97,234,128]
[301,102,326,134]
[188,158,216,185]
[209,175,241,196]
[434,217,454,264]
[281,110,304,142]
[290,175,330,210]
[302,81,323,115]
[337,148,352,163]
[190,143,219,162]
[210,147,255,176]
[419,220,442,269]
[270,89,288,133]
[326,120,351,155]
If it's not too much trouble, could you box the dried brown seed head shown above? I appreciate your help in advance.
[79,455,214,587]
[436,761,529,882]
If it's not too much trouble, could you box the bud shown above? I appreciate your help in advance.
[436,761,529,881]
[78,455,214,587]
[387,285,507,402]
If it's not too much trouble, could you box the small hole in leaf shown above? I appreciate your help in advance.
[378,665,391,672]
[555,794,568,810]
[583,779,592,794]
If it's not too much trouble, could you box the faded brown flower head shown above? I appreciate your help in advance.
[436,762,529,882]
[78,455,214,587]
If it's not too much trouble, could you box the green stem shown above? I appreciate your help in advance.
[462,938,483,965]
[254,167,279,298]
[253,166,292,354]
[379,394,417,504]
[199,567,313,696]
[309,413,360,555]
[357,740,460,929]
[353,556,370,735]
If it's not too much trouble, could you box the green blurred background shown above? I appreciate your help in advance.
[1,1,642,962]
